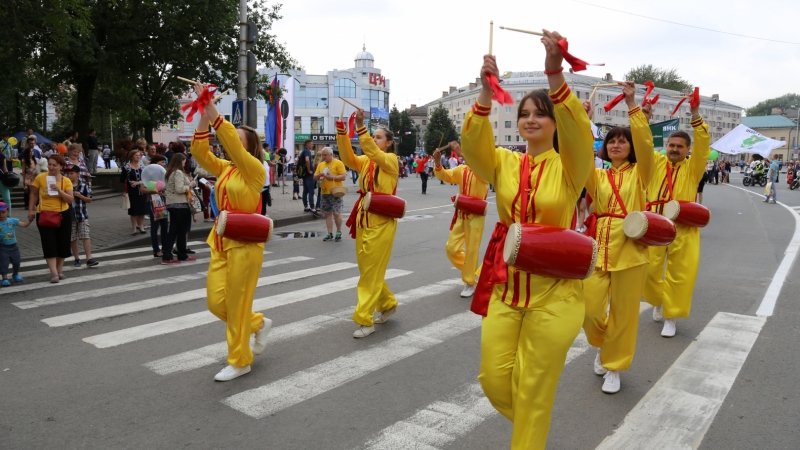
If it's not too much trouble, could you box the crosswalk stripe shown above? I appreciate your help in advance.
[18,241,207,271]
[145,278,463,375]
[222,311,480,419]
[2,255,212,294]
[14,256,313,310]
[358,332,590,450]
[43,261,356,327]
[595,312,764,449]
[83,269,412,349]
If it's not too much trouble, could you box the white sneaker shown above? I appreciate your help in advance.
[353,325,375,338]
[661,319,677,337]
[460,284,476,298]
[214,364,251,382]
[601,371,621,394]
[374,307,397,324]
[593,352,608,376]
[652,305,664,322]
[252,318,273,355]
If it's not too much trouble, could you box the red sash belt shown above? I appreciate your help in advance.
[583,212,626,239]
[346,189,365,239]
[470,222,509,317]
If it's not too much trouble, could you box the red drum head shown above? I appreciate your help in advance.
[503,223,597,280]
[623,211,676,246]
[453,194,488,216]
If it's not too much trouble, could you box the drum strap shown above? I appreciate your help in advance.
[647,164,678,214]
[584,169,628,239]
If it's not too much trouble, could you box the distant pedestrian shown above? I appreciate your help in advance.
[141,155,168,257]
[102,145,112,169]
[0,202,31,286]
[161,153,196,264]
[66,165,98,267]
[764,158,780,204]
[314,147,346,241]
[297,140,317,213]
[415,153,430,194]
[85,129,100,175]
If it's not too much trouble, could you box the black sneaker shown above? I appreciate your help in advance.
[186,248,196,254]
[323,233,333,242]
[73,259,81,267]
[334,232,342,242]
[85,259,99,267]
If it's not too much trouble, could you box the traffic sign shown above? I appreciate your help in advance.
[232,100,244,126]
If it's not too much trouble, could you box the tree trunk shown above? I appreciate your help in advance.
[72,72,98,139]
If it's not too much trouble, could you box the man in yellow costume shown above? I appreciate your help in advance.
[432,141,489,298]
[643,99,709,338]
[189,82,271,381]
[336,110,400,338]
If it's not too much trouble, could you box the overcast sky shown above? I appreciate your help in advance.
[269,0,799,114]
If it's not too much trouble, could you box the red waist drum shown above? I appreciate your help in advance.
[216,211,273,243]
[623,211,676,246]
[362,192,406,219]
[502,223,597,279]
[453,193,488,216]
[663,200,710,227]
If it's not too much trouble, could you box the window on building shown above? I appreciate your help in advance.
[295,85,328,109]
[505,135,512,142]
[333,78,356,98]
[310,116,325,133]
[493,121,497,129]
[422,119,427,125]
[294,116,301,132]
[516,135,520,142]
[504,121,512,128]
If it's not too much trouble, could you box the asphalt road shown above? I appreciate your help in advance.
[2,172,799,449]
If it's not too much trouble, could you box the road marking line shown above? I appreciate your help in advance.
[222,311,480,419]
[724,184,800,316]
[595,312,765,450]
[2,253,212,294]
[83,269,411,348]
[404,196,497,214]
[43,261,354,327]
[145,279,462,375]
[14,256,312,310]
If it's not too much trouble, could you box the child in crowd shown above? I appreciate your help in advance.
[0,201,30,286]
[67,165,99,267]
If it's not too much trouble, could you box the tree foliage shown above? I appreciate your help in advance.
[387,106,417,156]
[624,64,692,92]
[423,105,458,154]
[746,93,800,117]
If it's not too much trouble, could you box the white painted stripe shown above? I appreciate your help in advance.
[18,249,206,278]
[402,196,497,214]
[724,184,800,316]
[14,256,312,310]
[2,255,212,294]
[222,311,481,419]
[145,279,462,375]
[17,241,207,272]
[44,261,355,327]
[83,269,411,348]
[595,312,765,450]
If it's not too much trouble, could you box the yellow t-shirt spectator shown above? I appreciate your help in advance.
[31,173,73,212]
[314,158,346,195]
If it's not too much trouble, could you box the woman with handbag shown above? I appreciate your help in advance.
[125,148,149,235]
[27,154,74,283]
[161,153,196,265]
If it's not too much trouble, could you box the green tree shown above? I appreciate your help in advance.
[746,93,800,116]
[624,64,692,92]
[423,105,458,154]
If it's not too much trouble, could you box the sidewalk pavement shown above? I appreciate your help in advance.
[14,181,334,261]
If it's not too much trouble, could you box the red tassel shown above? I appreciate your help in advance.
[557,39,604,73]
[670,97,688,117]
[604,93,625,112]
[180,84,217,122]
[485,74,513,105]
[648,94,660,106]
[348,112,357,138]
[641,80,655,107]
[689,87,700,109]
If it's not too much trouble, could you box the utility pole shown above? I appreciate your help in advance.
[237,0,248,106]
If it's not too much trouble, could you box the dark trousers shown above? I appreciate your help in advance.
[420,172,429,193]
[37,209,73,258]
[302,176,316,209]
[163,207,191,261]
[0,244,21,276]
[103,158,111,169]
[148,212,168,254]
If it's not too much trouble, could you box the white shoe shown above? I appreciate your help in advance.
[214,364,251,382]
[460,284,476,298]
[353,325,375,338]
[593,352,608,376]
[661,319,677,337]
[602,371,621,394]
[252,318,273,355]
[652,305,664,322]
[374,307,396,324]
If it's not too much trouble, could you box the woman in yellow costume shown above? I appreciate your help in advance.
[461,30,593,449]
[336,109,400,339]
[582,81,654,394]
[189,81,271,382]
[432,142,489,298]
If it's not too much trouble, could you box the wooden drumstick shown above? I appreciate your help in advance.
[589,86,599,104]
[499,26,544,37]
[339,96,363,110]
[176,75,200,85]
[592,82,620,88]
[489,20,494,55]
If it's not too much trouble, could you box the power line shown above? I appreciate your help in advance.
[570,0,800,45]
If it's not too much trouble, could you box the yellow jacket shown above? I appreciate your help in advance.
[336,124,399,228]
[587,107,655,271]
[434,164,489,200]
[647,116,710,211]
[191,115,265,250]
[461,82,594,309]
[314,159,346,195]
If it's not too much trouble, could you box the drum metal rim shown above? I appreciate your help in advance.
[362,191,372,211]
[265,216,274,243]
[505,223,522,266]
[584,238,599,279]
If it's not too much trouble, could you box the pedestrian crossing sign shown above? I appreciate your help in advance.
[232,100,244,126]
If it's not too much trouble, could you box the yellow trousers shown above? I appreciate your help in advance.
[353,220,398,326]
[583,264,647,371]
[643,226,700,319]
[478,295,584,450]
[206,244,266,367]
[445,214,485,285]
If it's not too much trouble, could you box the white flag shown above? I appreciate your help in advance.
[711,124,785,158]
